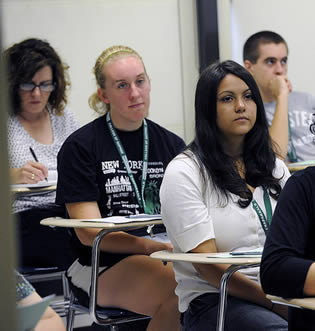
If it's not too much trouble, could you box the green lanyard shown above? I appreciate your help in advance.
[251,188,273,234]
[106,112,149,213]
[287,119,298,162]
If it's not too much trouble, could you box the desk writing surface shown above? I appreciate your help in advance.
[40,217,163,229]
[267,295,315,310]
[11,170,57,193]
[287,161,315,173]
[150,250,261,265]
[11,185,56,194]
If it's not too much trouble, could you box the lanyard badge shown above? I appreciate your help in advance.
[106,112,149,213]
[288,119,298,162]
[251,188,272,234]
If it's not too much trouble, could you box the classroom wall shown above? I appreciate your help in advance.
[2,0,199,142]
[218,0,315,96]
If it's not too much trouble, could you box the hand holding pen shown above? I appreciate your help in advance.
[29,147,48,182]
[10,159,48,184]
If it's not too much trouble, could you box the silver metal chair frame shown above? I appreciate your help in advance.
[216,263,260,331]
[22,268,70,317]
[66,227,150,331]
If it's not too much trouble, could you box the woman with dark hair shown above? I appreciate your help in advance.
[5,38,78,268]
[161,60,290,330]
[5,38,68,117]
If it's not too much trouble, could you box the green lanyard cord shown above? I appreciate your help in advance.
[287,119,298,162]
[251,187,272,234]
[106,112,149,213]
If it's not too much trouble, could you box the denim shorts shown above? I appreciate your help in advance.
[182,293,288,331]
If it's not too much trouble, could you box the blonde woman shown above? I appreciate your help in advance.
[56,45,185,330]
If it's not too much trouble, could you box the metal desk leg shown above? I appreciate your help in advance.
[89,228,123,324]
[216,263,260,331]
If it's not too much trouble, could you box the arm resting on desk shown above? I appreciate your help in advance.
[191,239,273,310]
[66,201,171,255]
[304,262,315,296]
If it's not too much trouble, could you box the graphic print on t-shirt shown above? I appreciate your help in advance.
[105,176,133,193]
[264,92,315,161]
[101,159,164,216]
[144,179,160,214]
[288,110,314,147]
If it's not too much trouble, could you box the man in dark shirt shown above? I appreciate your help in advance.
[261,119,315,330]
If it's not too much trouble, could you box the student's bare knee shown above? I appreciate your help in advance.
[96,255,177,309]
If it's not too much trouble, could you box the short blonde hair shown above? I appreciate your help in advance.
[88,45,145,114]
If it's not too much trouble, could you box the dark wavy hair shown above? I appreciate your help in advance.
[4,38,70,115]
[188,60,282,207]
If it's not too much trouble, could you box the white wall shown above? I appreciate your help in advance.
[2,0,199,142]
[218,0,315,96]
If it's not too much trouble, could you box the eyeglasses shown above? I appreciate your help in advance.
[19,82,55,92]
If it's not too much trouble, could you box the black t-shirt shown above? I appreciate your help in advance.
[56,115,186,266]
[261,167,315,330]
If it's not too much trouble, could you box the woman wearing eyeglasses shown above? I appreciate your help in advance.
[5,38,79,268]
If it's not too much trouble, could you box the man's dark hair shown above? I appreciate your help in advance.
[243,31,288,63]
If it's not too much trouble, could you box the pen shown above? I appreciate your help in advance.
[29,146,39,162]
[230,251,262,256]
[29,147,48,181]
[126,214,161,219]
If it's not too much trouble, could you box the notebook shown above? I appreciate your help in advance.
[17,294,55,331]
[11,170,57,189]
[81,213,162,224]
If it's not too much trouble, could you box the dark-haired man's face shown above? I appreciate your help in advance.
[244,42,288,102]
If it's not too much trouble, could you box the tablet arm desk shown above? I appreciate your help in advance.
[41,217,162,325]
[11,184,57,196]
[150,250,261,331]
[267,294,315,310]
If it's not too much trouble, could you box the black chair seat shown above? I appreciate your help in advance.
[66,275,150,330]
[19,266,69,317]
